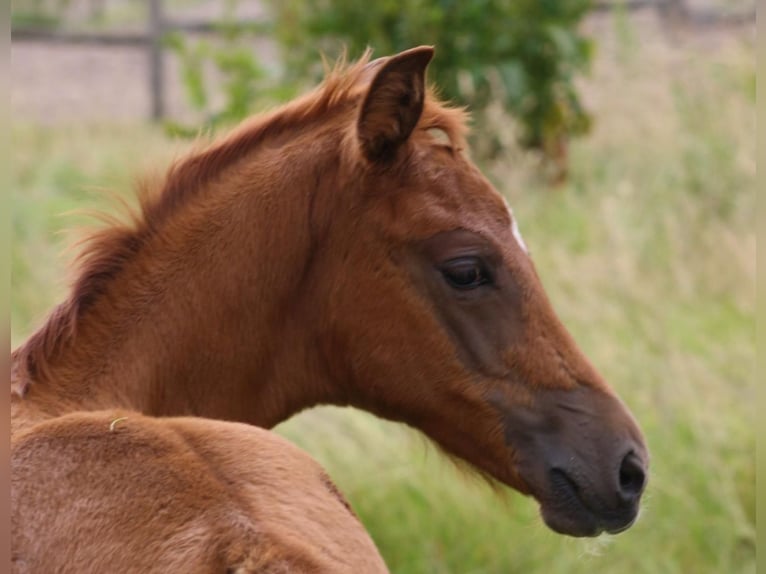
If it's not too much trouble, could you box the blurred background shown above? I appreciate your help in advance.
[11,0,755,572]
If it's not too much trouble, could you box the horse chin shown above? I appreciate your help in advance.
[536,488,640,538]
[538,502,604,538]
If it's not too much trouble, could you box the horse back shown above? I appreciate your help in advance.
[11,411,387,573]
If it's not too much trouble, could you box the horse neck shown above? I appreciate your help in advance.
[13,138,348,430]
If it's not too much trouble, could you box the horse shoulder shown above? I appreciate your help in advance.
[166,416,388,573]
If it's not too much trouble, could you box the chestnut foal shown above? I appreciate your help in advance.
[11,47,648,572]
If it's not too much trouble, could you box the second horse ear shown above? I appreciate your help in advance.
[357,46,434,162]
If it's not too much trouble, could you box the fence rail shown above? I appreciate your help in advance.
[11,19,271,45]
[593,0,755,24]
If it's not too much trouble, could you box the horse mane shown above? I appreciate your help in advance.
[12,50,469,389]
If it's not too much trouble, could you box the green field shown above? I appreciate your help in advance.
[11,21,755,574]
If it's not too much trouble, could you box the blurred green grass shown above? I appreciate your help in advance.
[11,24,755,574]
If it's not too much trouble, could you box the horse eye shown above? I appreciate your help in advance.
[440,257,492,290]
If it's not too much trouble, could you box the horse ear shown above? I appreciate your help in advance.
[357,46,434,162]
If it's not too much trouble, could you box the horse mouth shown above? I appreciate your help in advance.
[538,469,640,538]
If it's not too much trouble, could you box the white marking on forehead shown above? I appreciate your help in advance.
[504,199,529,254]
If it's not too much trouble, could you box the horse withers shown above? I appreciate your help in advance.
[12,46,648,572]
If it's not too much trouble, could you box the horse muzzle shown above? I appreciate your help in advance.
[539,447,647,537]
[497,386,649,537]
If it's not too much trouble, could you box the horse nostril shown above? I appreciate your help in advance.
[618,452,646,502]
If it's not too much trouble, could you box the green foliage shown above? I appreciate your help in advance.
[11,11,60,29]
[163,13,293,137]
[267,0,594,173]
[11,0,70,29]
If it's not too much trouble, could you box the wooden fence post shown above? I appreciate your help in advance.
[148,0,165,121]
